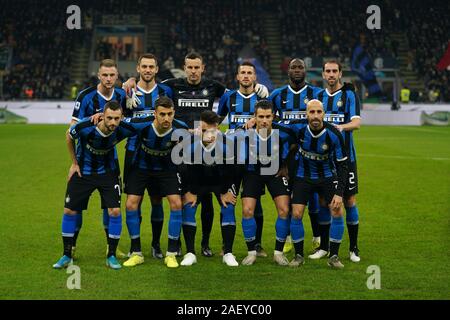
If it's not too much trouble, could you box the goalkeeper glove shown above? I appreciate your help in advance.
[255,83,269,99]
[126,89,143,109]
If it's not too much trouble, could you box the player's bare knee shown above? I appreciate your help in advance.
[242,206,254,219]
[168,197,182,211]
[126,200,138,211]
[292,207,304,219]
[63,208,78,215]
[126,196,140,211]
[108,208,121,217]
[277,205,290,218]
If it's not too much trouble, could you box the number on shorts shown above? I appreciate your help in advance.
[349,172,355,185]
[176,173,182,184]
[282,177,289,186]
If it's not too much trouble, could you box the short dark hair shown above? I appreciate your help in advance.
[237,61,256,74]
[104,100,123,113]
[323,59,342,72]
[200,110,220,125]
[254,100,274,115]
[185,52,203,63]
[138,53,158,66]
[154,96,174,110]
[99,59,118,70]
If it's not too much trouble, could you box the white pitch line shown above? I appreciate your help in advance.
[358,153,450,161]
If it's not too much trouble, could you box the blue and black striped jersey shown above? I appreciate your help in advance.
[72,86,127,122]
[124,117,189,172]
[68,119,137,175]
[125,83,173,152]
[269,84,322,120]
[280,119,347,180]
[181,132,237,193]
[235,123,296,175]
[217,90,259,130]
[317,87,361,163]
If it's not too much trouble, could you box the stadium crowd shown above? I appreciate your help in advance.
[0,0,448,102]
[160,0,271,88]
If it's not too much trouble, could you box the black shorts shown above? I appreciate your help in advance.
[189,182,239,200]
[125,168,182,196]
[291,177,338,205]
[241,173,290,199]
[64,172,122,211]
[344,161,358,197]
[123,149,135,188]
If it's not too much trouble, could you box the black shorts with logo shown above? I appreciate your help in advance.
[344,161,358,197]
[241,173,290,199]
[125,168,182,196]
[291,177,338,205]
[64,172,122,210]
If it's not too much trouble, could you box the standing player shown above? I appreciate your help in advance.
[282,100,348,268]
[217,61,267,257]
[178,111,240,267]
[238,100,295,266]
[269,58,323,253]
[311,60,361,263]
[123,97,189,268]
[53,101,138,270]
[69,59,127,258]
[122,54,173,263]
[124,52,269,257]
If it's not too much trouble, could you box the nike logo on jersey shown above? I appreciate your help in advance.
[349,186,357,190]
[282,100,290,104]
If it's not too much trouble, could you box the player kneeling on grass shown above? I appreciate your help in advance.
[281,100,348,269]
[177,111,240,267]
[53,101,139,270]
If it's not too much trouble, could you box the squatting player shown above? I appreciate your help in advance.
[283,99,349,269]
[178,111,240,267]
[122,96,189,269]
[53,101,137,270]
[237,100,295,266]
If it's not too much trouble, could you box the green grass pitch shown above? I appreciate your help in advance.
[0,124,449,300]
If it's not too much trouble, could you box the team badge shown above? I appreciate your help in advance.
[304,98,309,104]
[337,100,343,107]
[321,144,329,151]
[202,89,209,96]
[65,196,70,204]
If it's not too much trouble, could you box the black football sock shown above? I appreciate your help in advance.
[107,237,119,258]
[293,240,304,256]
[63,236,73,258]
[329,241,341,257]
[319,223,330,251]
[182,225,196,254]
[221,225,236,254]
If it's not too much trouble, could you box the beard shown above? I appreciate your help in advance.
[141,75,154,83]
[290,76,305,86]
